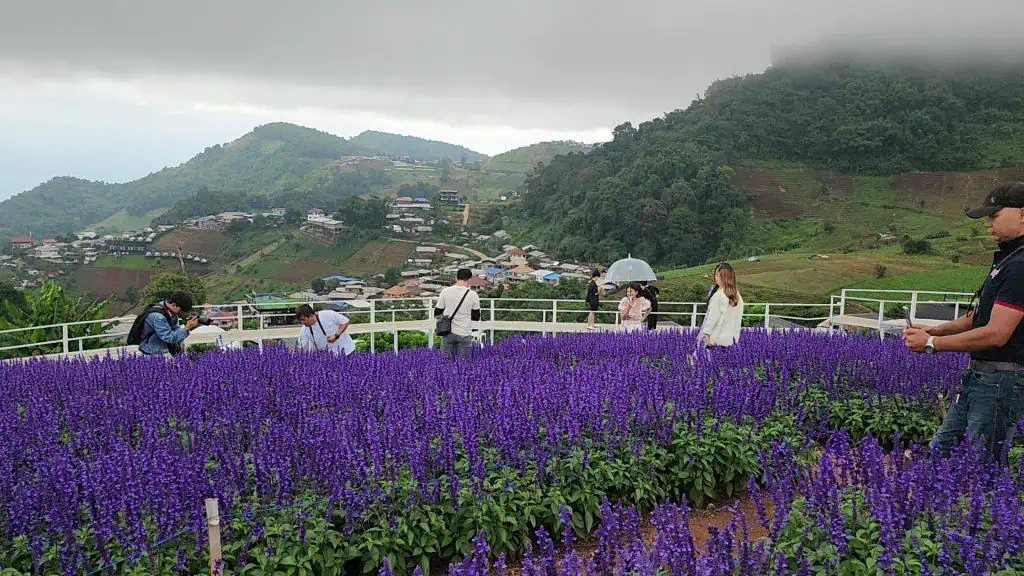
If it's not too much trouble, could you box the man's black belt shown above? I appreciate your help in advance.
[969,359,1024,373]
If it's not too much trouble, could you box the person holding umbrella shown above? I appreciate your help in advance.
[640,281,660,330]
[618,281,652,333]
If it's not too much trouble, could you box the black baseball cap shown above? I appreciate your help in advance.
[967,182,1024,219]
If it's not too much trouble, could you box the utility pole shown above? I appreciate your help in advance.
[177,242,188,275]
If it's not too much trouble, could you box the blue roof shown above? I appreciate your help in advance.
[543,272,560,280]
[322,275,355,282]
[485,267,504,276]
[414,197,429,203]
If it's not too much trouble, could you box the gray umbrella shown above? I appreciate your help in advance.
[603,255,657,283]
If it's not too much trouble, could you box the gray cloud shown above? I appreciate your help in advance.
[4,0,1024,130]
[3,0,1024,200]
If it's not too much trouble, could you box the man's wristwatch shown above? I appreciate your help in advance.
[924,335,936,354]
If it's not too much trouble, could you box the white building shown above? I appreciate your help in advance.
[306,213,346,241]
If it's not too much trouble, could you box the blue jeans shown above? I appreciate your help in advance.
[930,368,1024,463]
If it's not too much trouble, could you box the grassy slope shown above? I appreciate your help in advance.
[91,255,173,270]
[202,232,373,301]
[657,249,988,302]
[87,208,168,232]
[482,141,590,174]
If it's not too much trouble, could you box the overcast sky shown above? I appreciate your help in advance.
[2,0,1023,200]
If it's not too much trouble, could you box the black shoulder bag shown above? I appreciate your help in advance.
[436,288,471,337]
[308,316,329,351]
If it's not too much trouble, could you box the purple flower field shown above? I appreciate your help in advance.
[3,330,1018,575]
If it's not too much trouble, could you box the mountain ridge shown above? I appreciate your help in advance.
[349,130,488,163]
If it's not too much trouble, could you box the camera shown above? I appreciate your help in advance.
[189,313,213,326]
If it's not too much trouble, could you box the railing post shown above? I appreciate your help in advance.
[428,298,434,350]
[552,300,558,324]
[237,304,243,332]
[489,299,495,345]
[954,301,961,319]
[839,289,847,319]
[370,301,376,354]
[393,330,398,354]
[691,303,698,328]
[878,300,886,341]
[764,304,771,330]
[62,324,69,355]
[909,291,918,326]
[205,498,222,576]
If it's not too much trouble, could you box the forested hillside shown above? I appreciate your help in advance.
[0,123,373,237]
[350,130,487,163]
[674,62,1024,173]
[508,61,1024,267]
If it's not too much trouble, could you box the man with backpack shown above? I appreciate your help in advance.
[296,304,355,356]
[434,268,481,358]
[128,291,199,356]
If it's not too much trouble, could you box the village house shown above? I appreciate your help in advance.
[438,189,461,205]
[306,212,346,241]
[383,285,410,299]
[532,270,561,285]
[9,236,35,250]
[506,247,528,266]
[506,264,536,283]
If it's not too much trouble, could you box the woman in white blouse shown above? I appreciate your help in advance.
[618,282,651,333]
[701,263,744,347]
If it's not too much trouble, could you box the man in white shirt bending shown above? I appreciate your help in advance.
[434,268,482,357]
[296,304,356,356]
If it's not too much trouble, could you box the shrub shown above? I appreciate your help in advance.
[902,238,932,255]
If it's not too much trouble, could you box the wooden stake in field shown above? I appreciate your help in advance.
[205,498,223,576]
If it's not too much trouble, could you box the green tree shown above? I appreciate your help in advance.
[439,158,452,186]
[141,273,208,306]
[0,281,28,321]
[0,281,113,357]
[902,238,932,255]
[384,267,401,286]
[336,197,390,230]
[311,277,327,294]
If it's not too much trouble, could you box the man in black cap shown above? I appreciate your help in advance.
[904,182,1024,463]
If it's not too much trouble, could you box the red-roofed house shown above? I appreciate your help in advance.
[383,285,410,299]
[467,276,489,288]
[9,236,35,249]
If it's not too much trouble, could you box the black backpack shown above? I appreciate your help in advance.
[126,304,171,346]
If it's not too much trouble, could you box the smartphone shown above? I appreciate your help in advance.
[904,308,914,329]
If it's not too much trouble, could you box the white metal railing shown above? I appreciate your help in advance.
[0,290,973,359]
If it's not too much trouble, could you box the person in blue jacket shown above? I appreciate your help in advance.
[139,291,199,356]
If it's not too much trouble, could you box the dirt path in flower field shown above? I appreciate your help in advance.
[502,495,772,575]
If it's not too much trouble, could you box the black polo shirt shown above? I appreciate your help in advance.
[971,235,1024,362]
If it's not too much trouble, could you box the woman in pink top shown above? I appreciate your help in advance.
[618,282,651,333]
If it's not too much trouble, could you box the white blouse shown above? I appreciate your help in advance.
[701,290,744,346]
